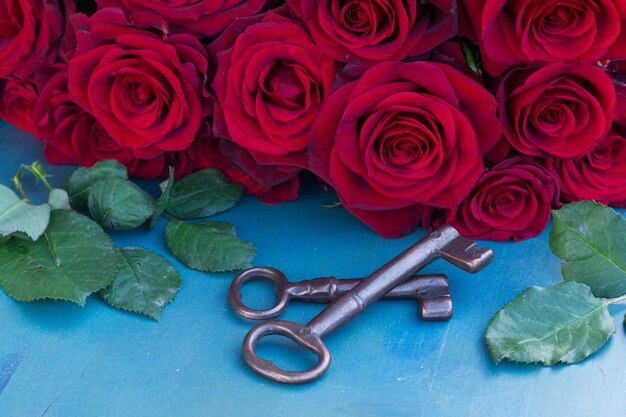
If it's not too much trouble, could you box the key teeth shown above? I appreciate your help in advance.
[439,238,494,273]
[420,297,453,321]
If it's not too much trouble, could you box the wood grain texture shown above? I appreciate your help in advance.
[0,121,625,417]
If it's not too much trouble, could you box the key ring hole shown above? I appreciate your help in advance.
[229,267,290,320]
[255,335,321,372]
[242,320,331,384]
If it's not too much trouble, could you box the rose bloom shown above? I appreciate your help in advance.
[543,129,626,208]
[67,7,212,160]
[286,0,458,65]
[426,157,561,241]
[34,68,166,178]
[462,0,626,75]
[97,0,266,37]
[188,123,301,203]
[211,8,336,169]
[0,78,39,135]
[497,63,615,159]
[309,61,501,238]
[0,0,74,79]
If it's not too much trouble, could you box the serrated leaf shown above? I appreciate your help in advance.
[48,189,70,210]
[166,169,244,219]
[151,167,174,228]
[99,247,181,321]
[0,210,120,305]
[0,184,50,240]
[88,178,155,230]
[64,160,128,210]
[485,282,615,365]
[164,220,255,272]
[189,220,237,236]
[550,201,626,298]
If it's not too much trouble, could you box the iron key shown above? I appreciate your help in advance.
[241,225,493,384]
[229,266,453,321]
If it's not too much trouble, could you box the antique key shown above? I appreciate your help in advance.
[229,266,453,321]
[241,225,493,384]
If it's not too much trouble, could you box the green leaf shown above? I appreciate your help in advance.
[166,169,244,219]
[48,189,70,210]
[458,39,483,76]
[550,201,626,298]
[99,247,182,321]
[150,167,174,228]
[485,282,615,365]
[88,178,155,230]
[64,160,128,210]
[164,220,255,272]
[0,184,50,240]
[0,210,120,305]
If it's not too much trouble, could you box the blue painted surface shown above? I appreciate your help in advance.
[0,120,625,417]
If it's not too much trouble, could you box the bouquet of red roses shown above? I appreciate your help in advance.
[1,0,626,241]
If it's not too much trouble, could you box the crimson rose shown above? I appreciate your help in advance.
[67,7,212,160]
[0,0,74,79]
[34,68,166,178]
[427,157,561,241]
[309,61,501,238]
[462,0,626,75]
[497,63,615,159]
[287,0,457,64]
[543,130,626,207]
[97,0,266,37]
[211,9,336,169]
[0,78,39,135]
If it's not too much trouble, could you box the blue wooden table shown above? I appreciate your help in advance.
[0,120,624,417]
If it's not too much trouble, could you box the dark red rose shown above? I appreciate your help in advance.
[34,68,165,178]
[497,63,615,159]
[190,125,301,204]
[309,61,502,238]
[0,78,39,135]
[463,0,626,76]
[286,0,457,65]
[543,130,626,207]
[0,0,74,79]
[97,0,266,37]
[210,9,336,169]
[426,157,561,241]
[67,7,212,160]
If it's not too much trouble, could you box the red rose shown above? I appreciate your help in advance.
[463,0,626,75]
[189,123,301,204]
[34,68,166,178]
[543,130,626,207]
[0,0,74,79]
[427,157,561,241]
[497,63,615,159]
[97,0,266,37]
[0,78,39,135]
[286,0,457,64]
[309,61,502,238]
[67,7,212,160]
[210,9,336,169]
